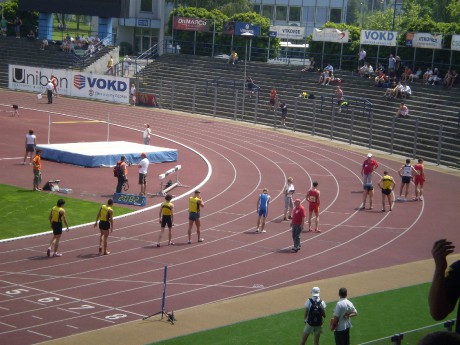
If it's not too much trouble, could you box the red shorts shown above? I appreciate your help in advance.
[309,203,319,214]
[414,176,425,187]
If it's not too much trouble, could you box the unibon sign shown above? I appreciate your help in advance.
[9,65,129,104]
[412,33,443,49]
[360,30,397,46]
[312,28,349,42]
[452,35,460,51]
[270,26,306,40]
[173,17,210,32]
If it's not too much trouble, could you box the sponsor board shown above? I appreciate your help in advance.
[268,58,307,66]
[235,22,261,36]
[412,33,442,49]
[452,35,460,51]
[173,17,210,32]
[312,28,349,42]
[270,25,306,40]
[9,65,129,104]
[360,30,397,46]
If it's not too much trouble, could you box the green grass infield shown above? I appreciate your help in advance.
[151,283,456,345]
[0,184,134,240]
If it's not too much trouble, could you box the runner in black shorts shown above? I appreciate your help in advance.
[157,194,174,246]
[94,199,114,255]
[47,199,70,257]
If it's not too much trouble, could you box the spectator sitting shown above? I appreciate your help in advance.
[324,63,334,73]
[444,69,458,89]
[409,67,423,82]
[65,32,71,41]
[301,57,316,72]
[61,40,71,53]
[374,71,387,87]
[427,68,442,85]
[366,63,374,78]
[401,66,412,82]
[375,63,385,74]
[401,83,412,99]
[94,34,101,44]
[40,38,48,50]
[229,51,238,65]
[27,30,35,41]
[423,67,433,82]
[358,63,369,77]
[323,71,334,85]
[318,70,328,84]
[383,81,403,98]
[395,102,409,117]
[87,42,95,57]
[69,40,75,54]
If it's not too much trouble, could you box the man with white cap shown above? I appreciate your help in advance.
[361,153,379,187]
[300,286,326,345]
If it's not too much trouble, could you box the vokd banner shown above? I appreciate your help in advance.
[270,26,306,40]
[173,17,210,32]
[312,28,349,42]
[9,65,129,104]
[360,30,397,46]
[452,35,460,51]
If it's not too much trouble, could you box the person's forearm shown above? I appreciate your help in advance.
[429,268,453,320]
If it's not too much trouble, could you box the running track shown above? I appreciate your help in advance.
[0,90,459,345]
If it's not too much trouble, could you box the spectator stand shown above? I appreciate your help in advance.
[149,165,189,197]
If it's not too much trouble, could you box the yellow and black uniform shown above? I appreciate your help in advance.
[50,206,64,235]
[189,196,201,221]
[381,175,394,195]
[161,201,173,228]
[99,204,112,231]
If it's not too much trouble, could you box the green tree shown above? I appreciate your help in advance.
[447,0,460,21]
[167,0,252,16]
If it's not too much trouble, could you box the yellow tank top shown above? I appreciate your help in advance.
[161,202,173,216]
[382,175,393,189]
[189,197,201,213]
[100,205,112,221]
[51,206,63,222]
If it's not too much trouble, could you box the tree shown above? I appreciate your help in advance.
[447,0,460,22]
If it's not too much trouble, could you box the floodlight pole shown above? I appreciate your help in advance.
[241,32,254,120]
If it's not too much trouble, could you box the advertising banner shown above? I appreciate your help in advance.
[452,35,460,51]
[270,26,306,40]
[9,65,130,104]
[360,30,397,46]
[405,32,414,46]
[412,33,443,49]
[223,21,235,35]
[312,28,349,42]
[235,22,261,36]
[173,17,210,32]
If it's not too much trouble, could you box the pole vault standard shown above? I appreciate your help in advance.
[142,265,175,324]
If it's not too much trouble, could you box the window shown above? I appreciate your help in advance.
[253,4,261,14]
[316,7,328,23]
[262,5,274,20]
[304,7,315,23]
[140,0,152,12]
[289,7,301,22]
[276,6,287,21]
[330,8,342,23]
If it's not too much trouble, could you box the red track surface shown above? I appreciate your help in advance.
[0,90,459,344]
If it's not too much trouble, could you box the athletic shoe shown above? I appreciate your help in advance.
[103,251,111,255]
[53,252,62,257]
[198,238,204,242]
[412,197,418,201]
[187,241,192,244]
[156,243,160,247]
[261,230,266,233]
[314,229,321,233]
[46,248,51,257]
[382,209,385,212]
[291,247,297,252]
[419,196,424,201]
[168,241,175,245]
[255,229,259,233]
[99,247,102,254]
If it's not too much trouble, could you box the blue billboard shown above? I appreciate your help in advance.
[235,22,261,37]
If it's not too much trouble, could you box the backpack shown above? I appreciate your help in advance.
[307,298,323,326]
[113,161,123,177]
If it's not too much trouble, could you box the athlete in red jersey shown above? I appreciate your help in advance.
[306,181,321,232]
[413,158,426,201]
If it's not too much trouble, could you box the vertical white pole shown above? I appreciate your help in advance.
[107,112,110,141]
[48,112,51,144]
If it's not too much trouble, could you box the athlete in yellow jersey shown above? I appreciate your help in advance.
[47,199,69,257]
[157,194,175,247]
[188,189,205,244]
[378,171,396,212]
[94,199,114,255]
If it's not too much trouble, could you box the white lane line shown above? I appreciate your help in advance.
[26,329,52,338]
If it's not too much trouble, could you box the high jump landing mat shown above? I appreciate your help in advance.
[36,141,178,167]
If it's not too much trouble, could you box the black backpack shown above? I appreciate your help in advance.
[307,298,323,326]
[113,161,123,177]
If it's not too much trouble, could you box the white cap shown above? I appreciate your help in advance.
[367,153,373,158]
[312,287,320,297]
